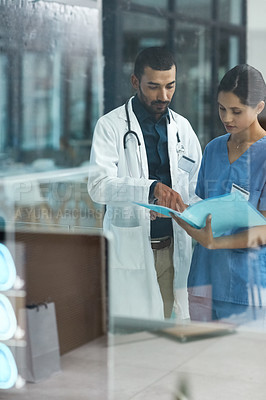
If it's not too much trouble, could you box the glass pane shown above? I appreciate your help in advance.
[121,12,167,103]
[67,54,100,148]
[1,168,104,228]
[0,168,106,394]
[213,33,240,136]
[173,23,212,146]
[219,34,240,80]
[130,0,168,9]
[0,2,102,171]
[0,55,8,154]
[218,0,243,25]
[68,56,90,141]
[176,0,212,19]
[120,13,167,101]
[22,53,61,151]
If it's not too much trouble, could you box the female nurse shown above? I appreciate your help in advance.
[172,64,266,323]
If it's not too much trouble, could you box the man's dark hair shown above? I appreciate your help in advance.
[134,47,176,80]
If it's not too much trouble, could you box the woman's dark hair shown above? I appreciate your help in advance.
[218,64,266,107]
[134,47,176,81]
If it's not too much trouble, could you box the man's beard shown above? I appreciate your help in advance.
[138,86,170,116]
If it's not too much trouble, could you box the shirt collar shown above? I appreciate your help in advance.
[132,95,170,124]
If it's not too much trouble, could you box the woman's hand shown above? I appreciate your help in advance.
[171,212,266,249]
[171,213,215,249]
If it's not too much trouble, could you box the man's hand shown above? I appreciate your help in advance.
[154,182,187,212]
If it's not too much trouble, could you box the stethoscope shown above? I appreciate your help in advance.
[123,99,185,176]
[123,99,141,150]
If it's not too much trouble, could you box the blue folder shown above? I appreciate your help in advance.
[134,192,266,237]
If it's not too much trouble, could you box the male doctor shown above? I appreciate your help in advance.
[88,47,202,320]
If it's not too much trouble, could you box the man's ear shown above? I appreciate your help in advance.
[131,74,139,90]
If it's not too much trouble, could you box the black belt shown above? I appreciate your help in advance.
[151,236,171,250]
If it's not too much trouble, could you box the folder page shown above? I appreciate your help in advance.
[134,192,266,237]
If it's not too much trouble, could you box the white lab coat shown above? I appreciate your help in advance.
[88,97,202,320]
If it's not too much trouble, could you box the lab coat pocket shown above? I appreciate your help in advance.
[110,225,145,270]
[178,155,195,173]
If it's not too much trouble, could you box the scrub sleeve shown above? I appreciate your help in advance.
[188,134,266,313]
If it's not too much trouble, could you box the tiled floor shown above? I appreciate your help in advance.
[109,328,266,400]
[2,326,266,400]
[0,337,108,400]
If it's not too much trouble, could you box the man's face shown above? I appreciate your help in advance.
[131,65,176,120]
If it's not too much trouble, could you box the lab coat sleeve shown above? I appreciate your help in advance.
[88,115,154,205]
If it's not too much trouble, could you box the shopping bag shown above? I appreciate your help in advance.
[23,302,61,382]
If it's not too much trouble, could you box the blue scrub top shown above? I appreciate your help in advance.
[188,134,266,306]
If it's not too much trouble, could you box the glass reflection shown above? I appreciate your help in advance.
[219,34,240,79]
[173,24,212,145]
[0,55,8,155]
[121,12,167,103]
[176,0,212,19]
[22,54,60,151]
[130,0,168,9]
[0,2,102,171]
[218,0,243,25]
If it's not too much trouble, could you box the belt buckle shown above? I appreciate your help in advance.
[151,236,171,250]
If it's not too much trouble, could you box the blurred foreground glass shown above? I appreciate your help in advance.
[0,168,104,231]
[176,0,212,19]
[130,0,168,9]
[173,23,212,146]
[121,11,167,104]
[218,0,244,25]
[0,1,102,170]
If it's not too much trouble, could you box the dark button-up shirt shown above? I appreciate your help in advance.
[132,95,173,239]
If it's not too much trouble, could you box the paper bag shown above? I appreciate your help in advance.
[24,302,61,382]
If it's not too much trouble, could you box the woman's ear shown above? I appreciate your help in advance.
[256,100,265,115]
[131,74,139,90]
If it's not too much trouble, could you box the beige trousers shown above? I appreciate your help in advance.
[152,239,174,318]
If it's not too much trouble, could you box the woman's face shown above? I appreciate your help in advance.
[217,91,263,135]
